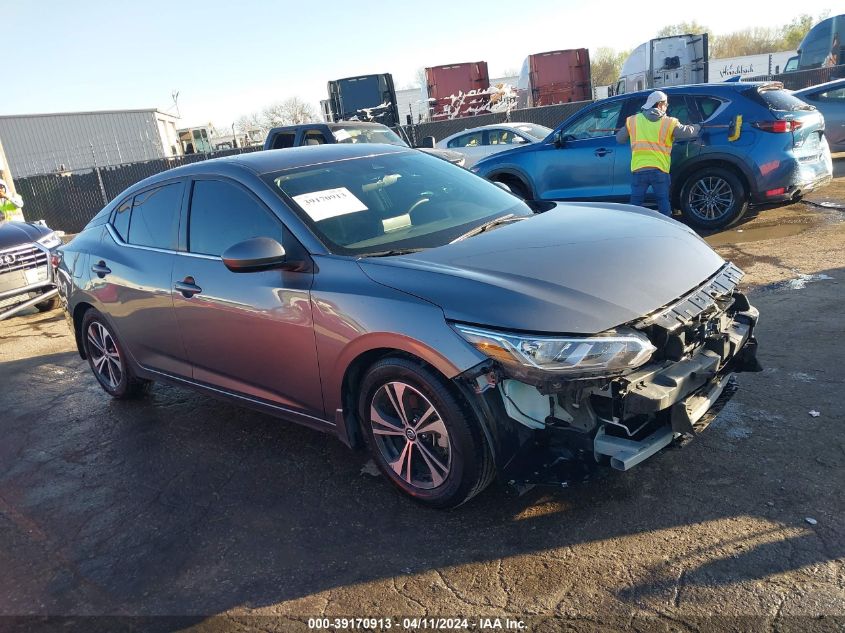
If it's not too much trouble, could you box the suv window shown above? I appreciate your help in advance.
[562,101,623,140]
[111,198,132,241]
[447,132,483,148]
[271,132,296,149]
[126,183,182,250]
[667,96,700,124]
[188,180,284,257]
[691,96,723,121]
[814,86,845,102]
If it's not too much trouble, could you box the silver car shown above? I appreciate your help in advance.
[435,123,553,168]
[57,144,761,507]
[793,79,845,152]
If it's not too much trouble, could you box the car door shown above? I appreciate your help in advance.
[804,85,845,151]
[94,180,191,377]
[530,100,624,200]
[171,177,324,416]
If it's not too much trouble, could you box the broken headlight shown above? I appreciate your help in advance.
[453,324,656,378]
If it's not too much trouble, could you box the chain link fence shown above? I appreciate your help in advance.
[16,146,262,233]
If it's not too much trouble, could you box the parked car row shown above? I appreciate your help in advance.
[469,82,833,229]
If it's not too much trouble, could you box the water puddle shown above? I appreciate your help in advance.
[705,222,811,247]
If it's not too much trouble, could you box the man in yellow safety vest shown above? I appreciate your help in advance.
[0,179,24,222]
[616,91,700,216]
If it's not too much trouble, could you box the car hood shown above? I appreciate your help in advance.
[420,147,466,165]
[474,141,539,169]
[0,221,52,250]
[358,203,726,334]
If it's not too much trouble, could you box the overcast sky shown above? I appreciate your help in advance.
[4,0,836,128]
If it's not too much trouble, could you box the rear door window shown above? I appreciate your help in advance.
[111,198,132,242]
[188,179,284,257]
[690,96,723,122]
[271,132,296,149]
[126,183,183,250]
[447,132,483,148]
[302,129,330,145]
[667,96,701,124]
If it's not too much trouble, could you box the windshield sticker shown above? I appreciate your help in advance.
[293,187,368,222]
[333,129,352,142]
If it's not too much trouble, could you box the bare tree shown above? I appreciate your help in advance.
[234,112,265,136]
[710,27,784,58]
[590,47,629,87]
[261,97,317,128]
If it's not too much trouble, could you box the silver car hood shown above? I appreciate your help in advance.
[358,203,726,334]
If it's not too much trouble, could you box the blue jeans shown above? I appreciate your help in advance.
[630,168,672,216]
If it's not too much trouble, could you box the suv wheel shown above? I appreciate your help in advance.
[81,309,151,399]
[494,177,531,200]
[679,167,748,230]
[358,357,494,508]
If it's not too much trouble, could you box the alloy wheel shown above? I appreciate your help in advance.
[87,321,123,390]
[687,176,735,221]
[369,381,452,490]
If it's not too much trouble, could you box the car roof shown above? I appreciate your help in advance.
[440,122,549,141]
[793,78,845,95]
[605,81,775,105]
[119,144,413,195]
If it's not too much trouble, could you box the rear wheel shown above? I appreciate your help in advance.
[81,309,151,399]
[358,357,494,508]
[493,176,531,200]
[679,167,748,230]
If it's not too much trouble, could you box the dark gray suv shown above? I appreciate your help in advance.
[57,144,760,507]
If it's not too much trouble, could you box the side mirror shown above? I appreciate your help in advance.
[418,135,435,148]
[494,181,512,193]
[222,237,288,273]
[553,131,566,148]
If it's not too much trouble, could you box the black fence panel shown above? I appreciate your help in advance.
[402,101,592,143]
[16,146,262,233]
[744,63,845,90]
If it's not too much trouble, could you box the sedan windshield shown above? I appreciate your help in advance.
[514,123,553,140]
[331,126,407,146]
[265,149,532,255]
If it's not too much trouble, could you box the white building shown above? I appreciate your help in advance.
[0,109,182,178]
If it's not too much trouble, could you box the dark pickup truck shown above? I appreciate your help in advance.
[263,121,465,166]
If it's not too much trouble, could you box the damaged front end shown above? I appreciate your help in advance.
[452,262,761,491]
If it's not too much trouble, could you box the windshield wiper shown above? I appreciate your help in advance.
[450,214,523,243]
[360,248,425,258]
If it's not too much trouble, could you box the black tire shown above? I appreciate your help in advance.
[494,177,531,201]
[81,309,152,399]
[358,357,494,508]
[35,295,59,312]
[679,167,748,230]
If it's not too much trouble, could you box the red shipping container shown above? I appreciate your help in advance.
[525,49,592,106]
[425,62,490,120]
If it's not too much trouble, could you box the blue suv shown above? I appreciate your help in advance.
[472,83,833,229]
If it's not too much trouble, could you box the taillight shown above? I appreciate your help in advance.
[752,120,803,133]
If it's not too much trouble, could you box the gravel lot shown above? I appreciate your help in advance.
[1,160,843,632]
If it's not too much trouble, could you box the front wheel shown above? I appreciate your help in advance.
[679,167,748,230]
[358,358,494,508]
[81,309,152,399]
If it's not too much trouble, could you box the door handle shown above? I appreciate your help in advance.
[594,148,613,157]
[174,277,202,298]
[91,261,111,278]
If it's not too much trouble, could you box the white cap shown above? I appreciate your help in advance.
[643,91,668,110]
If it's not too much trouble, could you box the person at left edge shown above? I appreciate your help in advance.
[0,179,23,221]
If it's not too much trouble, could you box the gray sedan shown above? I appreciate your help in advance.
[435,123,552,168]
[794,79,845,152]
[57,144,760,507]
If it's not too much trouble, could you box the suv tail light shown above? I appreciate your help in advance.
[752,120,802,133]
